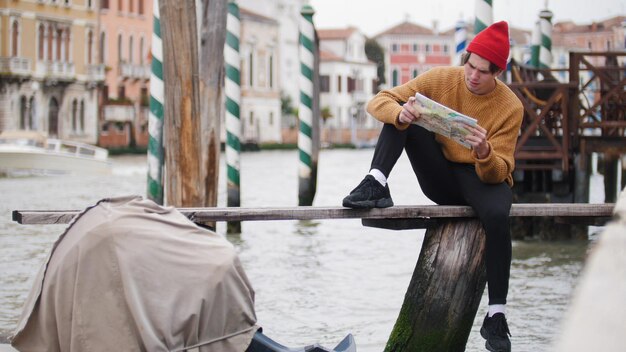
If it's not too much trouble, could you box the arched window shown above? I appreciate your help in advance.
[71,99,78,132]
[87,30,94,64]
[99,31,106,64]
[128,35,134,64]
[64,28,70,62]
[20,96,28,129]
[80,100,85,133]
[47,25,54,60]
[139,36,144,64]
[48,98,60,137]
[29,96,37,130]
[117,33,123,62]
[269,54,274,88]
[38,24,45,60]
[248,52,254,87]
[11,20,19,57]
[56,28,63,61]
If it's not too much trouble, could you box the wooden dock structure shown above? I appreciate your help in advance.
[13,203,615,226]
[11,201,617,351]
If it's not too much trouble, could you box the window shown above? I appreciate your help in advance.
[413,69,418,78]
[99,32,106,64]
[87,30,94,64]
[118,85,126,99]
[71,99,78,132]
[347,77,355,93]
[101,0,109,9]
[38,25,45,60]
[248,52,254,87]
[269,55,274,88]
[425,44,431,53]
[118,0,123,12]
[443,44,449,54]
[412,43,418,53]
[138,0,144,14]
[118,34,123,62]
[20,96,28,129]
[47,26,53,60]
[139,36,144,64]
[79,100,85,132]
[11,20,19,57]
[129,0,133,13]
[128,35,134,64]
[392,69,398,86]
[320,75,330,92]
[56,28,63,61]
[391,43,398,53]
[269,112,274,126]
[337,75,342,93]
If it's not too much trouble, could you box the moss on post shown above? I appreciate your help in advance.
[384,219,487,352]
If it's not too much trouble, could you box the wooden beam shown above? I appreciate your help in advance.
[12,203,615,225]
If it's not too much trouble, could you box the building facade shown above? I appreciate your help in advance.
[0,0,104,143]
[317,27,378,145]
[374,20,453,89]
[97,0,152,148]
[552,15,626,69]
[238,7,281,144]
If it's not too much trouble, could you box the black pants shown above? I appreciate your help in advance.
[371,123,512,305]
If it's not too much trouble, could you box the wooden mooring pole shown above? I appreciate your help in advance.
[160,0,226,216]
[384,219,487,351]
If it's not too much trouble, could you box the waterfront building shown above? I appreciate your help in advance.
[374,19,453,89]
[97,0,152,149]
[317,27,378,145]
[0,0,104,144]
[552,15,626,70]
[238,7,281,145]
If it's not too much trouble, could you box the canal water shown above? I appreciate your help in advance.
[0,149,605,351]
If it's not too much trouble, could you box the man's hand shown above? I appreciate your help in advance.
[398,97,423,124]
[464,124,490,159]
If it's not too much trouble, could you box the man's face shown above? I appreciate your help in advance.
[464,53,500,95]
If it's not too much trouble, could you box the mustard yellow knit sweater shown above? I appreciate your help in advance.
[367,66,524,186]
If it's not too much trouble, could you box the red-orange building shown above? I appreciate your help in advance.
[374,20,453,88]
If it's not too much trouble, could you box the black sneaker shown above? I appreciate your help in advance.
[480,313,511,352]
[342,175,394,209]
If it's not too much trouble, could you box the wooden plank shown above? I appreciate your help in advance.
[12,203,615,225]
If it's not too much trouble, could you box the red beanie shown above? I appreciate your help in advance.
[467,21,510,70]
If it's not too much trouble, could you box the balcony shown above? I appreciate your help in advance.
[0,57,31,77]
[36,61,75,81]
[103,103,136,122]
[119,62,151,81]
[86,64,106,82]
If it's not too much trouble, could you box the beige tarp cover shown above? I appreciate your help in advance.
[11,196,258,351]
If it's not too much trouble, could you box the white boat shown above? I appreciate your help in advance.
[0,130,111,175]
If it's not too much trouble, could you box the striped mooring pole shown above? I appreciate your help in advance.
[538,8,553,69]
[225,0,242,233]
[298,5,318,206]
[147,0,164,205]
[530,21,541,68]
[455,19,467,66]
[474,0,493,34]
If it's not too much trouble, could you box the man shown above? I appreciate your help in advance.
[342,21,523,352]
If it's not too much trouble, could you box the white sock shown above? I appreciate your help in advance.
[488,304,506,317]
[369,169,387,186]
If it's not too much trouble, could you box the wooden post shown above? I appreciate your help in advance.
[604,155,619,203]
[160,0,227,212]
[385,219,487,352]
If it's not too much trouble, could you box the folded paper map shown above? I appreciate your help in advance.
[411,92,478,148]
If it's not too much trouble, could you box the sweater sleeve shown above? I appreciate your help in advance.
[366,79,420,130]
[473,101,524,184]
